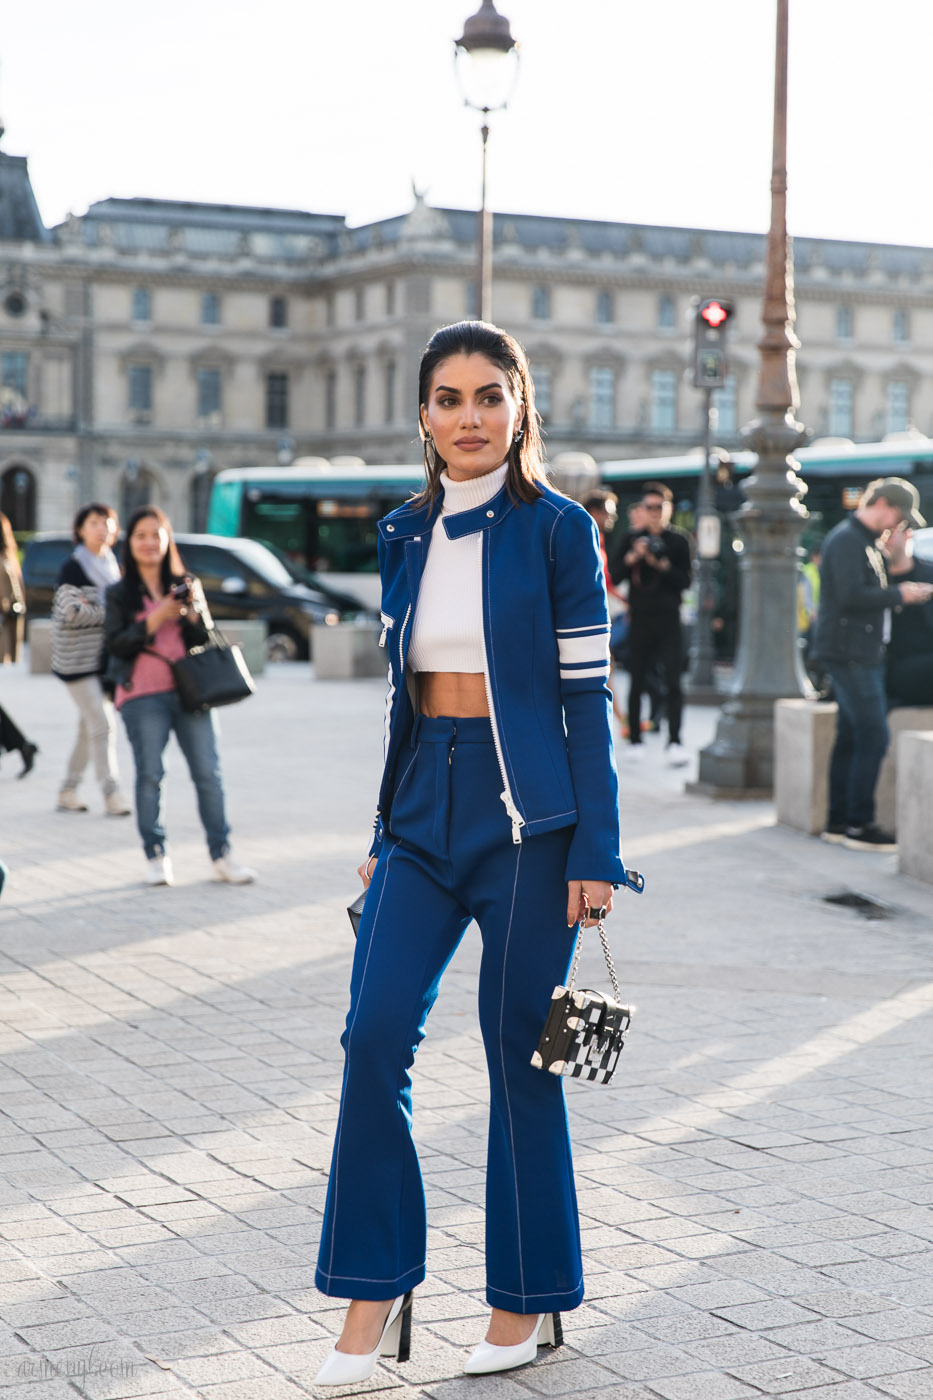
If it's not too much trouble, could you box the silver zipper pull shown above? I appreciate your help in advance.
[379,624,389,647]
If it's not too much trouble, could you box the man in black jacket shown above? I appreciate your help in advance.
[609,482,692,766]
[814,477,932,851]
[883,524,933,707]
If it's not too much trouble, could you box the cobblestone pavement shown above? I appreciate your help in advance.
[1,659,932,1400]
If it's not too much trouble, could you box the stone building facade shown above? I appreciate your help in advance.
[3,140,933,532]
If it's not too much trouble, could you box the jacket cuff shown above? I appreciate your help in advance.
[564,828,629,886]
[368,814,385,861]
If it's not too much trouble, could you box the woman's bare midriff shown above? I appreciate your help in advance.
[418,672,489,718]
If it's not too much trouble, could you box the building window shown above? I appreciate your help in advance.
[828,377,853,436]
[354,287,365,322]
[269,295,288,329]
[893,308,909,343]
[886,380,909,435]
[713,374,737,435]
[128,364,152,416]
[533,366,552,420]
[131,287,151,323]
[354,365,366,428]
[197,367,222,421]
[325,369,337,429]
[596,289,614,324]
[1,351,29,399]
[532,284,550,320]
[835,305,853,341]
[201,292,221,326]
[265,372,289,430]
[465,281,477,318]
[386,281,396,317]
[650,369,677,432]
[658,294,676,329]
[384,359,396,425]
[588,366,615,429]
[325,294,335,329]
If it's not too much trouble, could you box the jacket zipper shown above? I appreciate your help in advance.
[478,536,525,845]
[398,602,412,667]
[378,612,394,647]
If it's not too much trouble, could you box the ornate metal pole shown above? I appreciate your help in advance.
[478,121,492,322]
[695,0,810,794]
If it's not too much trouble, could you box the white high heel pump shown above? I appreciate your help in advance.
[314,1291,413,1386]
[463,1311,563,1375]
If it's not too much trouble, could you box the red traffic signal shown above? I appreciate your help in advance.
[700,300,729,329]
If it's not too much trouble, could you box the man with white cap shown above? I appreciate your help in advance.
[814,477,933,851]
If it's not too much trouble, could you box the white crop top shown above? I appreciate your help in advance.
[407,463,508,674]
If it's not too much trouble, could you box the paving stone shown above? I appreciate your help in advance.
[641,1372,761,1400]
[814,1345,928,1379]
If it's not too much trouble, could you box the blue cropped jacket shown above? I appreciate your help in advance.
[369,479,642,893]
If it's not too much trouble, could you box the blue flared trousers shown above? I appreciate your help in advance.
[315,715,584,1313]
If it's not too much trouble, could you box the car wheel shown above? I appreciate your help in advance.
[266,627,302,663]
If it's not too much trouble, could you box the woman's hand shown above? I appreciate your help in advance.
[567,879,614,928]
[146,594,188,632]
[357,854,378,889]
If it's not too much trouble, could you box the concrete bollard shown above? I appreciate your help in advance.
[876,708,933,834]
[311,620,385,679]
[27,619,53,674]
[896,731,933,884]
[774,699,837,835]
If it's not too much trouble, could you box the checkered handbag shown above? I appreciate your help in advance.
[531,920,631,1085]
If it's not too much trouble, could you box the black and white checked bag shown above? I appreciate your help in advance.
[531,919,631,1085]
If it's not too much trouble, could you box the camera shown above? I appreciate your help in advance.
[637,531,667,560]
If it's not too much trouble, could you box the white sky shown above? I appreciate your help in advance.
[2,0,929,248]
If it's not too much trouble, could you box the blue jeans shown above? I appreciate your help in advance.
[316,716,583,1314]
[826,663,890,830]
[120,690,231,860]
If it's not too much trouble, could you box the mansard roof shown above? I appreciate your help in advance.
[0,150,49,243]
[61,197,347,260]
[350,205,933,280]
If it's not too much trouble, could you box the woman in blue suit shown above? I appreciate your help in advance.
[315,322,639,1385]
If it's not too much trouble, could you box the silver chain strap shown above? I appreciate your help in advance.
[567,918,623,1005]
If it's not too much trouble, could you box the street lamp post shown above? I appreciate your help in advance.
[694,0,810,794]
[455,0,519,323]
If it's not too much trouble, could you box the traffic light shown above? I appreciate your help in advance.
[693,297,734,389]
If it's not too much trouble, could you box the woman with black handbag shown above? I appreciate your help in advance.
[314,322,641,1386]
[104,506,255,888]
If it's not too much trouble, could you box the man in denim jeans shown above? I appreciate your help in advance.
[814,478,933,851]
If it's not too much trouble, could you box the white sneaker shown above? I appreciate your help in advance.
[213,854,256,885]
[146,856,174,886]
[57,789,88,812]
[105,789,132,817]
[623,744,645,761]
[666,742,690,767]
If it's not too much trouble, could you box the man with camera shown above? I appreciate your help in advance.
[609,482,692,765]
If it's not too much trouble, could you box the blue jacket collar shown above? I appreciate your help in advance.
[378,483,516,543]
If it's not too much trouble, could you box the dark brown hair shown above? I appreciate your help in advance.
[416,320,547,506]
[122,506,186,605]
[72,501,118,544]
[642,481,673,504]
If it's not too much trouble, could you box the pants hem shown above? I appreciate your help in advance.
[485,1281,584,1312]
[315,1261,425,1301]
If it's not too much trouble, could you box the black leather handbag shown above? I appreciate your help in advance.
[171,630,255,714]
[532,919,632,1085]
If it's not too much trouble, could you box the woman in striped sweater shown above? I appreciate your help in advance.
[52,502,131,816]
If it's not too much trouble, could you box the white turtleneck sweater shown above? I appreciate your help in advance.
[407,462,508,674]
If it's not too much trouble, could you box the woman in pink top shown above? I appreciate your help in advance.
[104,506,255,888]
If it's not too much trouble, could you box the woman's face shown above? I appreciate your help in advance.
[78,511,112,554]
[421,353,524,483]
[128,515,169,569]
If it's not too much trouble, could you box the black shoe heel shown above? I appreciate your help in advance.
[397,1292,413,1362]
[549,1312,563,1349]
